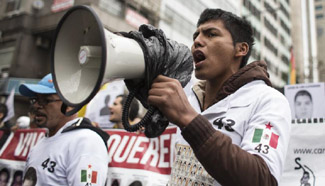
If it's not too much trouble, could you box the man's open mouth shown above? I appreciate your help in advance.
[193,50,206,63]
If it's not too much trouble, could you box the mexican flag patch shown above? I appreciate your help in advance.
[81,165,98,184]
[252,122,279,149]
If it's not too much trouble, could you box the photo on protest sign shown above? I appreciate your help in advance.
[284,83,325,119]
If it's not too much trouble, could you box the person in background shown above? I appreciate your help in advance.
[19,73,109,186]
[294,89,313,119]
[15,116,30,129]
[0,104,8,129]
[0,104,15,132]
[0,104,15,148]
[10,170,23,186]
[109,94,140,129]
[0,168,9,186]
[148,8,291,186]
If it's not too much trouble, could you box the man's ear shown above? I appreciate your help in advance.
[235,42,249,57]
[0,113,3,119]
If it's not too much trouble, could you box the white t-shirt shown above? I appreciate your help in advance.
[24,118,109,186]
[169,80,291,186]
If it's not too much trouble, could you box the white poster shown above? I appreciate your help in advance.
[85,79,125,129]
[280,118,325,186]
[284,83,325,119]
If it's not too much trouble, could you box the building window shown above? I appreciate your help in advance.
[264,37,278,56]
[316,14,324,19]
[315,5,323,10]
[280,19,291,35]
[281,54,289,66]
[264,1,277,20]
[279,3,290,19]
[264,17,278,37]
[243,0,261,20]
[281,71,288,83]
[0,47,15,74]
[5,0,21,12]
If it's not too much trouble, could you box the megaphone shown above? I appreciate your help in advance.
[51,5,145,115]
[51,5,194,137]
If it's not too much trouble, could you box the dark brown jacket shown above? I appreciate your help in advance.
[181,61,278,186]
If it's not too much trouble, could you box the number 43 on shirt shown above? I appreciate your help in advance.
[41,158,57,173]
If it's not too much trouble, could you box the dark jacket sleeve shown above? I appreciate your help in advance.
[181,115,278,186]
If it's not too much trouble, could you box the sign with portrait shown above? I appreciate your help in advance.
[0,129,47,185]
[0,127,177,186]
[84,79,125,129]
[284,83,325,119]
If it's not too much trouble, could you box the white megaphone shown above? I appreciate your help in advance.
[51,5,145,115]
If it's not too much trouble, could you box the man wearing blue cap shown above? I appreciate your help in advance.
[19,73,109,186]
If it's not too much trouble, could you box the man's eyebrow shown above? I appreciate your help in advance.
[202,27,221,34]
[193,27,221,39]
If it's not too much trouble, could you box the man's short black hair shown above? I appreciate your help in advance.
[117,95,139,121]
[0,103,8,122]
[294,90,313,102]
[197,8,255,68]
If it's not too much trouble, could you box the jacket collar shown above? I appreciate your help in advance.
[192,61,272,110]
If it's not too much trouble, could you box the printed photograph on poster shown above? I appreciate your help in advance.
[0,167,25,186]
[284,82,325,119]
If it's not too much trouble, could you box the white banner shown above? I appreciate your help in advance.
[280,118,325,186]
[106,127,177,186]
[0,127,177,186]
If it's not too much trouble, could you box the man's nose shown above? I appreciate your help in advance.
[193,34,204,48]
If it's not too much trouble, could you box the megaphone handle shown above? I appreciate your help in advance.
[122,90,155,132]
[60,102,83,116]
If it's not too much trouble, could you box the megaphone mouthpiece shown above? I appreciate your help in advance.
[78,46,101,66]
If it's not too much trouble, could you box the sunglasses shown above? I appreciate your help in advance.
[29,97,61,106]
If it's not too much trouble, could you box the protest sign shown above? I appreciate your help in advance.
[284,83,325,119]
[0,129,46,185]
[280,118,325,185]
[106,127,177,186]
[84,80,125,129]
[0,127,177,186]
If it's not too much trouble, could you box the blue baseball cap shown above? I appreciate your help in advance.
[19,73,57,97]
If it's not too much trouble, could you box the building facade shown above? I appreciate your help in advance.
[241,0,292,87]
[290,0,319,83]
[0,0,298,118]
[0,0,160,117]
[315,0,325,82]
